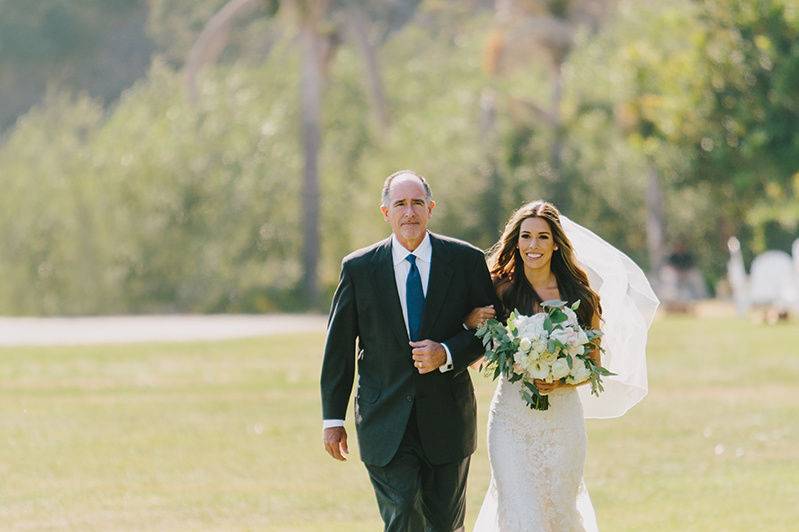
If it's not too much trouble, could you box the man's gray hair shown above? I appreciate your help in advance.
[381,170,433,207]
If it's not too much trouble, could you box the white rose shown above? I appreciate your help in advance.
[519,337,532,352]
[530,338,546,356]
[513,315,530,334]
[566,343,585,357]
[564,329,589,356]
[525,347,542,363]
[551,358,570,380]
[523,355,541,374]
[563,306,581,328]
[517,313,547,340]
[529,361,550,380]
[567,358,591,383]
[573,330,589,346]
[550,329,573,346]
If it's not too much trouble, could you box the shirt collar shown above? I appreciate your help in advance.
[391,232,432,266]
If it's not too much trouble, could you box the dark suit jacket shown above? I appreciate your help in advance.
[320,233,498,466]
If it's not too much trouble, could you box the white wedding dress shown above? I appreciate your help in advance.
[473,376,597,532]
[473,215,659,532]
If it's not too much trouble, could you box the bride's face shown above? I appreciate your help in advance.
[517,217,558,271]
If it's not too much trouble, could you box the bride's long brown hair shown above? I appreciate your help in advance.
[487,200,601,327]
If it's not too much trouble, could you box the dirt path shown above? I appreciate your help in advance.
[0,314,327,346]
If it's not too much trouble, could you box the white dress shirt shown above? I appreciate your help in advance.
[323,233,454,429]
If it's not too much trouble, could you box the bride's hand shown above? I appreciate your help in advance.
[464,305,496,329]
[534,379,570,394]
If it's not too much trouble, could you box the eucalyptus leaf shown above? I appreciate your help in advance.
[521,390,533,404]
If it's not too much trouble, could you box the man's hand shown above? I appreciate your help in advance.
[323,427,349,461]
[410,340,447,374]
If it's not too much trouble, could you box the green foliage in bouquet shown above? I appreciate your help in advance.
[475,299,615,411]
[476,313,549,410]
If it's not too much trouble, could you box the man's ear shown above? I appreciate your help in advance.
[380,204,389,221]
[428,199,436,214]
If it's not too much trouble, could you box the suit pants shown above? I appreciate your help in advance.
[364,404,470,532]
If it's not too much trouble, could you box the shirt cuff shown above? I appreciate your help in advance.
[323,419,345,428]
[439,343,454,373]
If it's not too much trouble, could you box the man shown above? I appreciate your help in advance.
[320,170,497,531]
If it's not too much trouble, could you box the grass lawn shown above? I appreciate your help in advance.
[1,315,797,530]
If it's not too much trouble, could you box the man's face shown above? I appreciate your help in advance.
[380,175,435,251]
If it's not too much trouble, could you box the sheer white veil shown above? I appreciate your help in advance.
[560,215,660,419]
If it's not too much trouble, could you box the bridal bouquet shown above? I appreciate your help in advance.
[475,300,613,410]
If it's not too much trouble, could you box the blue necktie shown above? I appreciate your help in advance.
[405,254,425,341]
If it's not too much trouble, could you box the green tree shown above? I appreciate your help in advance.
[0,1,153,130]
[688,0,799,247]
[182,0,413,305]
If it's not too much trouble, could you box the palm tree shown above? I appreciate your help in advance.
[184,0,393,306]
[485,0,614,210]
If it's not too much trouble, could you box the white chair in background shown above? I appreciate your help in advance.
[727,236,799,319]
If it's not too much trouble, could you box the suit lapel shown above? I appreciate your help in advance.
[371,237,410,347]
[420,234,453,339]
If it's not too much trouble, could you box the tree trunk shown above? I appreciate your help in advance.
[299,20,323,306]
[646,163,666,275]
[346,6,389,132]
[479,88,503,239]
[183,0,263,102]
[548,62,567,209]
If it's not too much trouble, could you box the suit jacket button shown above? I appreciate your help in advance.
[405,395,413,402]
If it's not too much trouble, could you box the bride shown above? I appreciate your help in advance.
[466,200,658,531]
